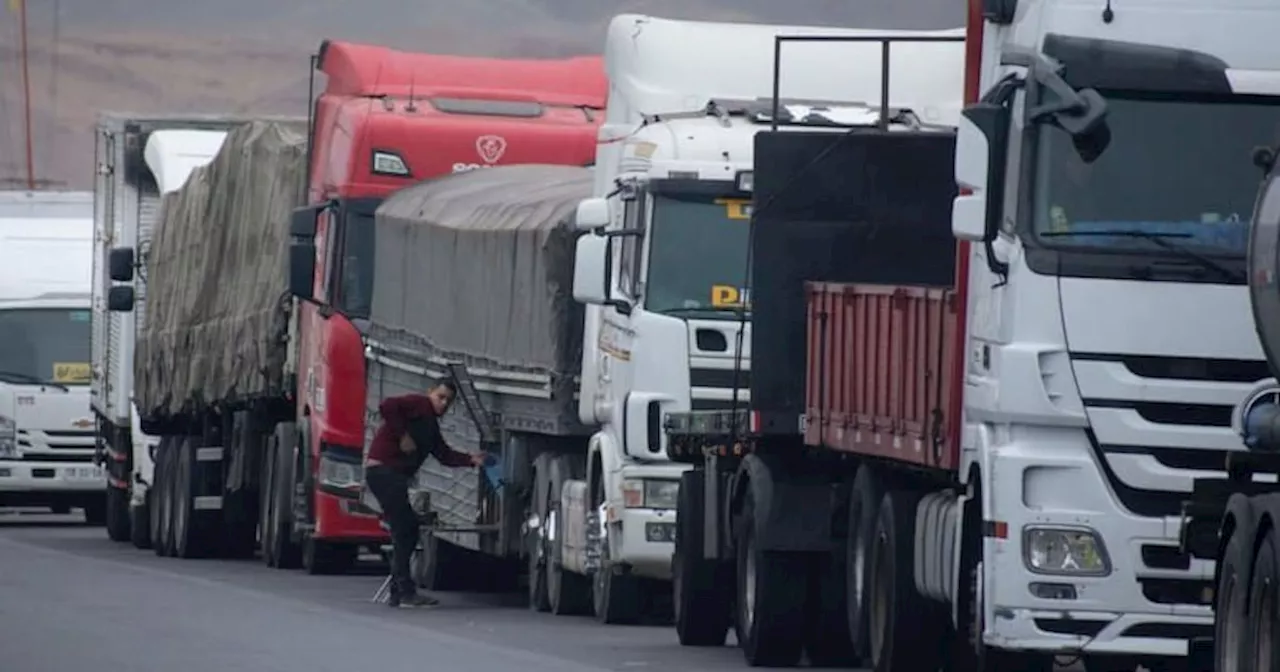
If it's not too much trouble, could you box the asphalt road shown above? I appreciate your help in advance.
[0,510,755,672]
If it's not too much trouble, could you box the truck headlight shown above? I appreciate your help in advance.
[1023,526,1110,576]
[0,415,17,458]
[319,455,362,490]
[621,478,679,510]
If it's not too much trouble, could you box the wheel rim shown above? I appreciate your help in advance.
[545,505,560,598]
[868,530,890,664]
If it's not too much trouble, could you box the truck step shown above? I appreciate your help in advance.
[445,361,502,445]
[195,446,223,462]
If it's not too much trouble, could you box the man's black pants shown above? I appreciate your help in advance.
[365,465,420,596]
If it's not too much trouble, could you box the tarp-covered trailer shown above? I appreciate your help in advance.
[117,118,309,559]
[363,164,595,589]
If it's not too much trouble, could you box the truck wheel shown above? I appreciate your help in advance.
[593,548,641,624]
[263,424,302,569]
[106,484,131,541]
[1214,494,1259,672]
[867,488,946,672]
[131,488,153,550]
[547,455,590,615]
[527,455,552,611]
[153,439,171,556]
[846,465,884,660]
[222,413,260,559]
[84,498,108,526]
[302,536,358,575]
[736,485,806,667]
[415,533,473,591]
[806,550,858,666]
[954,481,1053,672]
[674,469,731,646]
[1250,517,1280,671]
[173,437,214,559]
[158,438,179,557]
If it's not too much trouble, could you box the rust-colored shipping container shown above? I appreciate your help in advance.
[804,282,960,472]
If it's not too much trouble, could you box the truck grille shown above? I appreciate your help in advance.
[18,429,96,452]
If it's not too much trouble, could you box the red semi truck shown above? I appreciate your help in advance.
[106,42,606,574]
[271,41,606,572]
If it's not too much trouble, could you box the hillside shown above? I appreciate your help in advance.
[0,0,962,188]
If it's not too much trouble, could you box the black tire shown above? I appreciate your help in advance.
[674,469,732,646]
[83,498,108,526]
[152,439,171,557]
[846,466,884,660]
[264,423,302,569]
[159,438,179,557]
[953,482,1054,672]
[806,550,857,666]
[592,465,639,625]
[547,455,591,616]
[735,485,807,667]
[105,484,131,541]
[867,488,946,672]
[222,412,261,560]
[1215,494,1258,672]
[131,488,153,550]
[414,533,476,591]
[260,432,278,566]
[302,536,358,575]
[172,436,211,559]
[527,455,552,612]
[593,552,641,624]
[1251,518,1280,671]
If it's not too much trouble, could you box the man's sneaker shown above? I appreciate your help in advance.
[398,593,439,608]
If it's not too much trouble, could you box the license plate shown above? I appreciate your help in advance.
[64,466,103,481]
[645,522,676,543]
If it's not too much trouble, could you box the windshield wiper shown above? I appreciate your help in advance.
[1041,229,1245,283]
[0,371,68,391]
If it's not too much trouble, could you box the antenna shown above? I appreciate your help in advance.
[405,74,418,112]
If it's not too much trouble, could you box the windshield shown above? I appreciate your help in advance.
[644,193,751,318]
[338,212,374,318]
[0,308,91,385]
[1031,93,1279,259]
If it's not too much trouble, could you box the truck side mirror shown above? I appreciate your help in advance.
[107,286,135,312]
[953,102,1011,243]
[574,197,609,230]
[288,205,321,302]
[573,233,632,316]
[108,247,135,282]
[573,234,610,305]
[288,242,316,302]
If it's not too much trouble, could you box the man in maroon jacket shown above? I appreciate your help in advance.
[365,380,485,607]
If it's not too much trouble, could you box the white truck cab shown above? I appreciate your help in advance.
[952,0,1280,666]
[0,191,98,517]
[561,13,964,623]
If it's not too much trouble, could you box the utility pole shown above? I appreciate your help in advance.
[17,0,35,190]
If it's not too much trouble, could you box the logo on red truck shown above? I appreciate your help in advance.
[452,135,508,174]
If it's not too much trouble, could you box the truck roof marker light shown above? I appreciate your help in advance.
[370,150,410,177]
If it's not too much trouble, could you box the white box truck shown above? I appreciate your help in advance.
[0,190,98,517]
